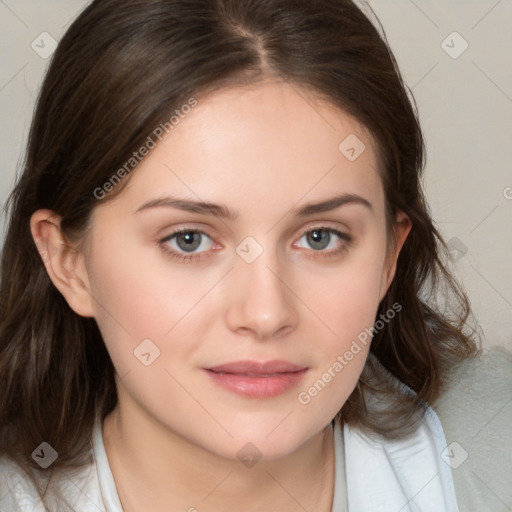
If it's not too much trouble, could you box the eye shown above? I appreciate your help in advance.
[159,226,352,263]
[160,228,215,261]
[295,227,352,254]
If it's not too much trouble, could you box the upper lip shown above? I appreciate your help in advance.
[205,360,307,375]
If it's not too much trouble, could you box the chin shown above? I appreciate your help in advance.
[217,418,323,462]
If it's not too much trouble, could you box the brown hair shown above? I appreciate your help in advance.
[0,0,478,505]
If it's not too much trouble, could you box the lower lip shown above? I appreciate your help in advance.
[203,369,308,398]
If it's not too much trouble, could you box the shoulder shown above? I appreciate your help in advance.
[0,453,106,511]
[432,346,512,512]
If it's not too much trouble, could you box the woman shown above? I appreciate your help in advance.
[0,0,510,510]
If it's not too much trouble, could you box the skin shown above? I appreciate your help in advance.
[31,79,411,511]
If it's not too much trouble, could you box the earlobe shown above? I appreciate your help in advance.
[379,211,412,302]
[30,210,95,317]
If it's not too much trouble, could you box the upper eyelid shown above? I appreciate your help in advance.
[162,223,350,238]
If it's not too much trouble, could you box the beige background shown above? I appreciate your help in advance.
[0,0,511,349]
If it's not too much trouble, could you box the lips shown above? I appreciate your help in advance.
[205,360,306,375]
[203,360,308,398]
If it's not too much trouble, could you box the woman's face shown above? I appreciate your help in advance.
[77,79,409,460]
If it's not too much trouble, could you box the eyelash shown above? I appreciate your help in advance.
[158,226,353,263]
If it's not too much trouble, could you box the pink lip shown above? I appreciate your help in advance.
[203,360,308,398]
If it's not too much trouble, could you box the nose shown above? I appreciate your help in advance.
[225,247,299,341]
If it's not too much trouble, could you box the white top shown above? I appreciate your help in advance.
[0,405,458,511]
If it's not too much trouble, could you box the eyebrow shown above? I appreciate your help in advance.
[134,193,372,220]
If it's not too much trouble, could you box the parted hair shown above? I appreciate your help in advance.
[0,0,478,507]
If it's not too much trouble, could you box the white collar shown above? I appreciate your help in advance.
[341,405,459,512]
[338,352,460,511]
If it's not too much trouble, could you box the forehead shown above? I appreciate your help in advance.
[99,79,384,218]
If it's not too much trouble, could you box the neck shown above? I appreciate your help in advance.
[102,402,335,512]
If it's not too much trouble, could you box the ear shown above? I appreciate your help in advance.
[379,210,412,302]
[30,209,95,317]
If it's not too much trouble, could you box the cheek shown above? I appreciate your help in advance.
[85,237,221,374]
[292,239,387,397]
[302,244,387,345]
[88,221,215,319]
[290,276,381,436]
